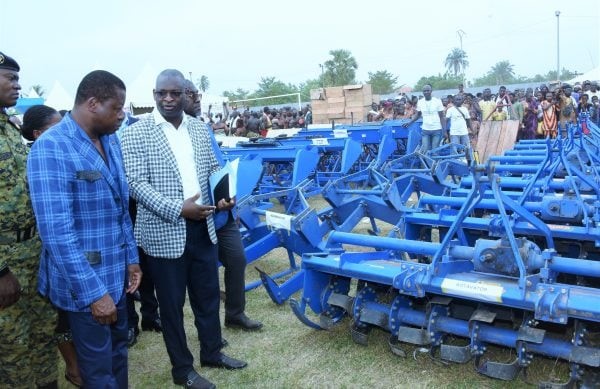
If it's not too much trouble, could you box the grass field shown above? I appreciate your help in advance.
[57,198,574,388]
[56,251,571,389]
[119,252,571,389]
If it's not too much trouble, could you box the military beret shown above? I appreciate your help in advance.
[0,52,20,71]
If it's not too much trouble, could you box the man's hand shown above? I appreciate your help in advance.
[181,193,216,220]
[0,271,21,309]
[217,197,235,212]
[126,264,142,294]
[90,293,117,325]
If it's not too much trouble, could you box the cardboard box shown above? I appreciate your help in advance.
[327,96,346,104]
[345,109,368,120]
[311,100,328,111]
[325,86,344,98]
[345,99,368,108]
[343,84,372,96]
[326,102,345,115]
[312,113,329,124]
[331,118,352,125]
[310,88,326,100]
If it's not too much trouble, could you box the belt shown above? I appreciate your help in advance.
[0,225,36,244]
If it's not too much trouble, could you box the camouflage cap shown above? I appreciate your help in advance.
[0,52,20,71]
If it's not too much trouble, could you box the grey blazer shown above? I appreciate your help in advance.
[121,113,219,258]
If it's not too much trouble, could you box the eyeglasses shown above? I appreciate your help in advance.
[186,90,201,100]
[154,90,184,99]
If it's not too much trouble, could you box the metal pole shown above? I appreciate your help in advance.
[457,29,466,86]
[555,11,560,81]
[319,64,324,88]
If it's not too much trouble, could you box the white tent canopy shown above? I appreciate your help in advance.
[44,81,74,111]
[26,87,39,98]
[126,63,158,109]
[568,66,600,84]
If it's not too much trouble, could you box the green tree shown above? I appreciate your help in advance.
[444,48,469,78]
[472,61,517,86]
[414,73,463,91]
[249,77,298,106]
[299,78,322,101]
[546,68,581,81]
[197,75,210,92]
[31,84,45,97]
[367,70,398,94]
[323,49,358,86]
[223,88,249,102]
[490,61,515,84]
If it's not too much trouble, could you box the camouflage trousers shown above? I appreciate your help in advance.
[0,237,57,388]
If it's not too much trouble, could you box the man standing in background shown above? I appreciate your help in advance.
[402,84,445,152]
[0,51,58,389]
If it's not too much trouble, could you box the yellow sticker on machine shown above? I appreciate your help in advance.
[441,278,504,303]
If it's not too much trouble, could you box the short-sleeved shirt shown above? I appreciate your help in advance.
[416,97,444,131]
[445,106,469,135]
[480,100,496,121]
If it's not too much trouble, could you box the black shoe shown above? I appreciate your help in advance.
[173,370,215,389]
[141,317,162,332]
[127,327,139,347]
[225,313,263,331]
[221,337,229,348]
[201,353,247,370]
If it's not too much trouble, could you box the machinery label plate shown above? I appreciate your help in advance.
[311,138,329,146]
[333,129,348,138]
[441,278,504,303]
[266,211,292,231]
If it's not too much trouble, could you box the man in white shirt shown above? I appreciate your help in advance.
[445,94,471,154]
[402,84,446,152]
[121,69,246,389]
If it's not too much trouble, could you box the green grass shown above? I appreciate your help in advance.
[57,197,574,388]
[56,256,571,389]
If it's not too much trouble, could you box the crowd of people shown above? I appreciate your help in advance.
[371,81,598,150]
[198,103,313,138]
[0,52,261,389]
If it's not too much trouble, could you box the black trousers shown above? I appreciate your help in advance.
[217,215,247,318]
[126,248,159,328]
[147,220,222,381]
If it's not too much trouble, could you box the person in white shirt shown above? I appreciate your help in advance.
[402,84,446,152]
[445,94,471,153]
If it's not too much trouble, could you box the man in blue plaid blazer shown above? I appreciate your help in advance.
[121,69,246,389]
[27,70,141,388]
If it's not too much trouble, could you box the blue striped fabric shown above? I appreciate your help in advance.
[27,114,138,312]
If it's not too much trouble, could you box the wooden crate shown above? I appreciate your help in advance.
[476,120,520,163]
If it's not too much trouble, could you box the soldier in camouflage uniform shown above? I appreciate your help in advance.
[0,52,58,389]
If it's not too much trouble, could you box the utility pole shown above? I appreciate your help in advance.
[457,29,466,86]
[555,11,560,81]
[319,64,325,88]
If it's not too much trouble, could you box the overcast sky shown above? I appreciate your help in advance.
[1,0,598,98]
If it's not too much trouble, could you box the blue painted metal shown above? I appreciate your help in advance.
[287,120,600,386]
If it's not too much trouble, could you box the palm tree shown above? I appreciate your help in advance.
[32,84,45,97]
[198,75,210,92]
[490,61,515,84]
[444,48,469,78]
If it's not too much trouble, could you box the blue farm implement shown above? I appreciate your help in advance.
[287,119,600,387]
